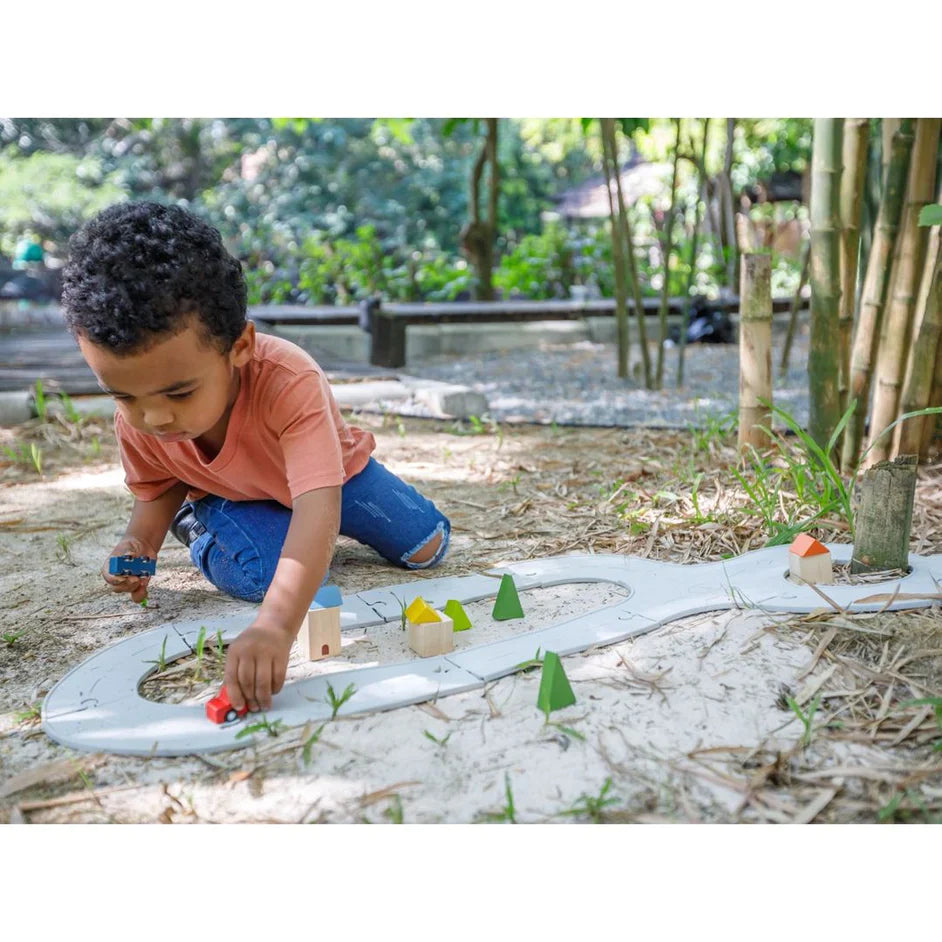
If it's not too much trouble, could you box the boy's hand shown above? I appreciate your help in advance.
[224,622,295,712]
[103,537,158,604]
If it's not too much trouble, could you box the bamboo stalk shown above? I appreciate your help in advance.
[840,119,914,471]
[897,183,942,455]
[780,240,811,375]
[604,118,653,388]
[882,118,902,177]
[738,253,773,451]
[656,118,682,389]
[839,118,871,411]
[600,119,631,379]
[678,118,710,388]
[808,118,844,452]
[920,332,942,457]
[866,118,941,466]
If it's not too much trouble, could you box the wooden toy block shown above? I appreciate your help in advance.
[443,599,471,631]
[206,686,249,725]
[537,651,576,716]
[405,597,440,624]
[408,610,455,657]
[788,534,833,584]
[298,604,342,660]
[492,574,524,620]
[108,555,156,577]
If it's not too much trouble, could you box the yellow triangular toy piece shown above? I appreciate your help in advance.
[405,597,441,624]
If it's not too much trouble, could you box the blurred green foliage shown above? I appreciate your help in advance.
[0,117,810,302]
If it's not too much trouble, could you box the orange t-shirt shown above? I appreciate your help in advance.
[116,333,376,506]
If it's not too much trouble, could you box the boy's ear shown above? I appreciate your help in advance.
[229,320,255,367]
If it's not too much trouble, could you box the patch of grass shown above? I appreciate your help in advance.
[57,391,82,425]
[15,701,42,724]
[423,729,452,747]
[2,441,43,475]
[302,722,327,765]
[384,795,404,823]
[513,648,544,672]
[325,681,357,719]
[193,625,208,681]
[235,716,286,740]
[32,379,48,422]
[558,778,619,822]
[55,532,76,565]
[478,773,517,823]
[144,636,170,675]
[785,694,821,748]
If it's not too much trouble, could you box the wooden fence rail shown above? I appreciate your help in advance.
[251,295,796,368]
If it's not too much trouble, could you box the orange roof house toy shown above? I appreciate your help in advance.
[788,534,833,585]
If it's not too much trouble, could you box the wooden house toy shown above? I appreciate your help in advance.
[406,596,454,657]
[299,601,342,660]
[788,534,833,585]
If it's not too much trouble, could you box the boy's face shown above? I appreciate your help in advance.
[77,318,255,446]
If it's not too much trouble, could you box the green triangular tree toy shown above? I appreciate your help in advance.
[443,599,471,631]
[537,651,576,718]
[492,574,524,620]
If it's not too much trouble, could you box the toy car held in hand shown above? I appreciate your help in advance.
[206,686,249,724]
[108,555,157,577]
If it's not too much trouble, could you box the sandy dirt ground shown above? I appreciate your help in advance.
[2,410,941,824]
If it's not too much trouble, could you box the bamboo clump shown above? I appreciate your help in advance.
[897,185,942,456]
[866,118,941,465]
[840,119,914,471]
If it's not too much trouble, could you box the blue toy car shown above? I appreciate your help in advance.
[108,555,157,577]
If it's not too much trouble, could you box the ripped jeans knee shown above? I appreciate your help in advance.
[402,521,450,570]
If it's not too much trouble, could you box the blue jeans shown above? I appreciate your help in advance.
[184,457,450,603]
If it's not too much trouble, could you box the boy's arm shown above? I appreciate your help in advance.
[103,482,190,603]
[224,485,341,712]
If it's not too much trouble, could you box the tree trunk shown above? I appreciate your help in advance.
[461,119,499,301]
[866,118,941,465]
[851,454,917,573]
[678,118,710,388]
[656,119,682,389]
[722,118,739,292]
[603,118,652,388]
[738,253,773,451]
[808,118,844,452]
[840,119,914,471]
[896,182,942,455]
[780,240,811,375]
[838,118,871,411]
[600,121,631,379]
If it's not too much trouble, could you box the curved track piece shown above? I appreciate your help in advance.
[42,547,942,756]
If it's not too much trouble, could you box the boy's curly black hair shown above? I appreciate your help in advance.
[61,201,247,354]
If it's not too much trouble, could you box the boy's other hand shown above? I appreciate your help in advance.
[103,538,159,604]
[224,622,294,713]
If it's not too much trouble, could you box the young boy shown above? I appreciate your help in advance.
[61,201,450,714]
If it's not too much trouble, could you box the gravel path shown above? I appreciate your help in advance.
[404,322,811,429]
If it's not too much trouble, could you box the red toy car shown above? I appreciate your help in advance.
[205,686,249,724]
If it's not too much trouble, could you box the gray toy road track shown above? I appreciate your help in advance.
[42,547,942,757]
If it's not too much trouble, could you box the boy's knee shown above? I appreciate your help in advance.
[403,523,449,570]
